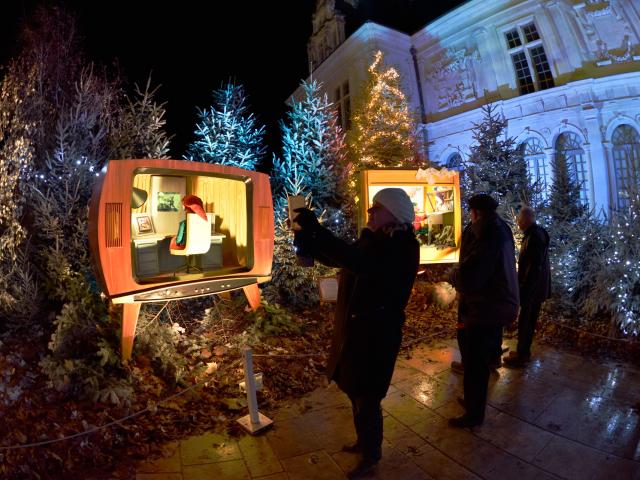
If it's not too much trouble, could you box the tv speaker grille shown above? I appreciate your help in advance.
[105,203,123,248]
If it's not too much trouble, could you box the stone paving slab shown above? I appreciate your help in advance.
[136,340,640,479]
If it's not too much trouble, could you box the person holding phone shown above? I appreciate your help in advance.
[293,188,419,479]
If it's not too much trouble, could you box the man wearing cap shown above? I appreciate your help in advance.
[448,193,519,428]
[293,188,419,479]
[504,205,550,367]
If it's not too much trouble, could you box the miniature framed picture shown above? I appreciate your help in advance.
[133,214,154,235]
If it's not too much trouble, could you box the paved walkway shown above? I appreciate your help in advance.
[136,338,640,479]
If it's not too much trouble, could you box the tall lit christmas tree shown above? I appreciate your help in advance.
[187,83,265,170]
[346,50,417,197]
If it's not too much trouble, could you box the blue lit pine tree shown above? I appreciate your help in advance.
[266,79,350,309]
[187,83,265,170]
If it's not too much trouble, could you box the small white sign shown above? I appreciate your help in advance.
[318,276,339,303]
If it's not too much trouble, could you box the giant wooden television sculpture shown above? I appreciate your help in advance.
[359,168,462,264]
[89,159,274,360]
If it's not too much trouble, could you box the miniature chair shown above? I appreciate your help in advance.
[169,212,212,274]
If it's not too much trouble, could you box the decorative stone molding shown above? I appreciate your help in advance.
[573,0,640,66]
[426,46,482,111]
[596,35,640,66]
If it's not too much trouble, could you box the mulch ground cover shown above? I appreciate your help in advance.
[1,270,637,478]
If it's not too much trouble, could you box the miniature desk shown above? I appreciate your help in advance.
[133,233,226,277]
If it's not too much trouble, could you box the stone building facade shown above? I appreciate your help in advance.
[297,0,640,214]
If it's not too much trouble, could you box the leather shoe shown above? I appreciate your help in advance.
[503,354,530,367]
[448,414,483,429]
[341,442,362,454]
[347,458,378,479]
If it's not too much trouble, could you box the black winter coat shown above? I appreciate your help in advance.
[449,215,519,327]
[518,222,551,306]
[306,226,419,398]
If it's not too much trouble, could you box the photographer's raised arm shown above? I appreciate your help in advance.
[293,207,373,273]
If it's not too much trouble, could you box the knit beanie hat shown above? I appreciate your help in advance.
[372,188,415,225]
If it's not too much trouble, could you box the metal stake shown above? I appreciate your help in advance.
[237,347,273,434]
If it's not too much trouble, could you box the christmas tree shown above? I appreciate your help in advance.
[547,146,586,224]
[271,80,347,215]
[346,50,418,198]
[465,104,531,224]
[0,60,36,317]
[187,83,265,170]
[266,79,350,308]
[0,6,172,403]
[111,76,171,159]
[543,131,590,305]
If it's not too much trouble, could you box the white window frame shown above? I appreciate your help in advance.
[502,20,555,95]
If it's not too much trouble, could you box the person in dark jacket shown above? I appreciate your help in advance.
[293,188,419,479]
[448,194,519,428]
[504,205,551,367]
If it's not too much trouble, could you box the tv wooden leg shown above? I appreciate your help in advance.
[122,302,141,361]
[243,284,261,311]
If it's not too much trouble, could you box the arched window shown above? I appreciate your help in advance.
[555,132,589,206]
[519,138,549,200]
[612,124,640,210]
[445,152,462,170]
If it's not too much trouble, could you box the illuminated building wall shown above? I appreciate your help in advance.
[297,0,640,215]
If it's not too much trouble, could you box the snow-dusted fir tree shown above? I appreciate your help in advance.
[110,77,171,159]
[271,79,347,216]
[564,149,640,337]
[543,134,591,305]
[0,6,170,403]
[465,104,531,223]
[346,50,417,197]
[0,62,37,318]
[266,79,350,308]
[187,83,265,170]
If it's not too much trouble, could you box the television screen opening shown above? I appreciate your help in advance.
[130,171,253,283]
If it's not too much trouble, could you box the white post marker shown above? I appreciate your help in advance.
[237,347,273,434]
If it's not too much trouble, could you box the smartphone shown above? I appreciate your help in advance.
[288,195,306,231]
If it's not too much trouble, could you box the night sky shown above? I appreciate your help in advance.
[1,0,464,161]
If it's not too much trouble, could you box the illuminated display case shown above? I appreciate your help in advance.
[359,168,462,264]
[88,159,274,359]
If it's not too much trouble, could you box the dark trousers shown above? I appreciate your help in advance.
[462,325,503,421]
[457,325,502,365]
[349,394,383,462]
[517,301,542,358]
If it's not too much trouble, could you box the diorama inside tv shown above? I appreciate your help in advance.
[89,159,274,305]
[359,168,462,264]
[130,171,252,282]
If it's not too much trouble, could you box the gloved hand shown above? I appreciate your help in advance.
[293,207,320,232]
